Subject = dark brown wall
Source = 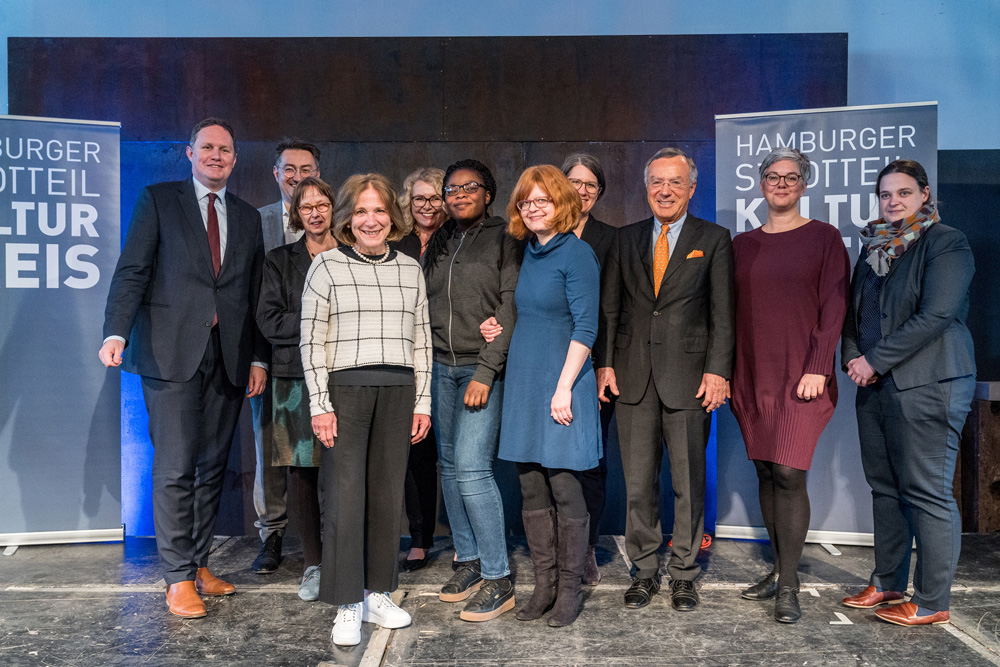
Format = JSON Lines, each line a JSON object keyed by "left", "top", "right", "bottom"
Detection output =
{"left": 11, "top": 35, "right": 848, "bottom": 229}
{"left": 8, "top": 35, "right": 849, "bottom": 537}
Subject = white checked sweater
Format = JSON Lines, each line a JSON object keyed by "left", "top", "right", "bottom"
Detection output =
{"left": 300, "top": 247, "right": 431, "bottom": 417}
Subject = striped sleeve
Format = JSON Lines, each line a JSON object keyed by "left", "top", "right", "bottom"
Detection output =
{"left": 300, "top": 255, "right": 335, "bottom": 416}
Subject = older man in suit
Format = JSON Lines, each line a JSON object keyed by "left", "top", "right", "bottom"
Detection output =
{"left": 595, "top": 148, "right": 734, "bottom": 612}
{"left": 250, "top": 139, "right": 321, "bottom": 574}
{"left": 99, "top": 118, "right": 267, "bottom": 618}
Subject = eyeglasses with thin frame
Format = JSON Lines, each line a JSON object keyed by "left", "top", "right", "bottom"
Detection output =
{"left": 763, "top": 172, "right": 802, "bottom": 186}
{"left": 647, "top": 177, "right": 690, "bottom": 191}
{"left": 412, "top": 195, "right": 444, "bottom": 209}
{"left": 283, "top": 165, "right": 316, "bottom": 178}
{"left": 297, "top": 202, "right": 331, "bottom": 215}
{"left": 443, "top": 182, "right": 485, "bottom": 196}
{"left": 568, "top": 178, "right": 600, "bottom": 194}
{"left": 516, "top": 197, "right": 553, "bottom": 211}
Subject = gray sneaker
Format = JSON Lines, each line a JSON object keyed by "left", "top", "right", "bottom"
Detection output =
{"left": 298, "top": 565, "right": 321, "bottom": 601}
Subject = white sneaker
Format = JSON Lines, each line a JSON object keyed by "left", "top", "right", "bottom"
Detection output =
{"left": 362, "top": 591, "right": 411, "bottom": 629}
{"left": 331, "top": 603, "right": 362, "bottom": 646}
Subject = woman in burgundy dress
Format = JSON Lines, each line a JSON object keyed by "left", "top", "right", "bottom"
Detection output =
{"left": 731, "top": 148, "right": 850, "bottom": 624}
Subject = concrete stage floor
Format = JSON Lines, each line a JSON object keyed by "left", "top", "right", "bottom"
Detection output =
{"left": 1, "top": 533, "right": 999, "bottom": 666}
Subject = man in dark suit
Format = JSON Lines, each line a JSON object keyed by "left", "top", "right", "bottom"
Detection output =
{"left": 595, "top": 148, "right": 734, "bottom": 612}
{"left": 249, "top": 139, "right": 321, "bottom": 574}
{"left": 99, "top": 118, "right": 267, "bottom": 618}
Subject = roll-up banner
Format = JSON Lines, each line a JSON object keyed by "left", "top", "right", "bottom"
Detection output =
{"left": 0, "top": 115, "right": 123, "bottom": 546}
{"left": 714, "top": 102, "right": 938, "bottom": 545}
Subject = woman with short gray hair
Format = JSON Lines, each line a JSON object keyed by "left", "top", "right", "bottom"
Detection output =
{"left": 730, "top": 147, "right": 850, "bottom": 623}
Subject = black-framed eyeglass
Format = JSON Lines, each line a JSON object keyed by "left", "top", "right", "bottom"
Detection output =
{"left": 443, "top": 182, "right": 485, "bottom": 196}
{"left": 412, "top": 195, "right": 444, "bottom": 209}
{"left": 763, "top": 173, "right": 802, "bottom": 186}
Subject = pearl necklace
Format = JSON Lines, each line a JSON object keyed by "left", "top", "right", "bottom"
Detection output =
{"left": 352, "top": 244, "right": 391, "bottom": 265}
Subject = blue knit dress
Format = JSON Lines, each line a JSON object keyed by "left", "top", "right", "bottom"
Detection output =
{"left": 499, "top": 232, "right": 602, "bottom": 471}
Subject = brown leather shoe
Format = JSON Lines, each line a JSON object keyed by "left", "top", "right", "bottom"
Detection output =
{"left": 166, "top": 581, "right": 207, "bottom": 618}
{"left": 842, "top": 585, "right": 905, "bottom": 609}
{"left": 195, "top": 567, "right": 236, "bottom": 596}
{"left": 876, "top": 601, "right": 950, "bottom": 626}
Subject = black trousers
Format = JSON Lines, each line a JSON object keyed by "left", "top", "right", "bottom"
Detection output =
{"left": 404, "top": 427, "right": 438, "bottom": 550}
{"left": 616, "top": 374, "right": 710, "bottom": 581}
{"left": 318, "top": 384, "right": 415, "bottom": 606}
{"left": 142, "top": 327, "right": 245, "bottom": 586}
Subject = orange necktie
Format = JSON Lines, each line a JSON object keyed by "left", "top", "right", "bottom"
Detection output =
{"left": 653, "top": 223, "right": 670, "bottom": 297}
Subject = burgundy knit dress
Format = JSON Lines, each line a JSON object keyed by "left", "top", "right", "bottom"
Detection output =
{"left": 731, "top": 219, "right": 850, "bottom": 471}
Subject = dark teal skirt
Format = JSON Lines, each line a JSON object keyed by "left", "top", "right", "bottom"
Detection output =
{"left": 272, "top": 377, "right": 322, "bottom": 467}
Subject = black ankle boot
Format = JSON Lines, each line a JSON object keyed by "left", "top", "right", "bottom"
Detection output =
{"left": 774, "top": 585, "right": 801, "bottom": 623}
{"left": 741, "top": 570, "right": 779, "bottom": 600}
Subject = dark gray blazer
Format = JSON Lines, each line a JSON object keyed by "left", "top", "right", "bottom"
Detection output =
{"left": 595, "top": 215, "right": 734, "bottom": 409}
{"left": 103, "top": 177, "right": 266, "bottom": 386}
{"left": 258, "top": 200, "right": 287, "bottom": 253}
{"left": 841, "top": 223, "right": 975, "bottom": 390}
{"left": 256, "top": 236, "right": 315, "bottom": 378}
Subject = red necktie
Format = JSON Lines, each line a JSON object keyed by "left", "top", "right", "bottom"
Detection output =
{"left": 207, "top": 193, "right": 221, "bottom": 326}
{"left": 207, "top": 192, "right": 221, "bottom": 276}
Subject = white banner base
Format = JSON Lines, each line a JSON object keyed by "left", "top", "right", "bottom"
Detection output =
{"left": 716, "top": 525, "right": 874, "bottom": 547}
{"left": 0, "top": 527, "right": 124, "bottom": 547}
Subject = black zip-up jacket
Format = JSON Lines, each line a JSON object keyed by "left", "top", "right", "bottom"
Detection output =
{"left": 424, "top": 216, "right": 523, "bottom": 387}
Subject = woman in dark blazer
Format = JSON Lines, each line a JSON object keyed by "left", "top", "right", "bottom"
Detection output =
{"left": 256, "top": 176, "right": 338, "bottom": 602}
{"left": 562, "top": 153, "right": 615, "bottom": 584}
{"left": 841, "top": 159, "right": 976, "bottom": 626}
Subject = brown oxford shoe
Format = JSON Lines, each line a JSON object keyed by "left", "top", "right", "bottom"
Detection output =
{"left": 842, "top": 585, "right": 905, "bottom": 609}
{"left": 166, "top": 581, "right": 207, "bottom": 618}
{"left": 195, "top": 567, "right": 236, "bottom": 596}
{"left": 876, "top": 601, "right": 950, "bottom": 626}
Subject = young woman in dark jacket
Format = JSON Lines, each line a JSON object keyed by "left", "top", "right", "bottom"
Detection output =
{"left": 423, "top": 159, "right": 522, "bottom": 622}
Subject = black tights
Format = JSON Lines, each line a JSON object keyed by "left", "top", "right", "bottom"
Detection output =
{"left": 517, "top": 462, "right": 587, "bottom": 519}
{"left": 289, "top": 466, "right": 322, "bottom": 569}
{"left": 754, "top": 459, "right": 809, "bottom": 589}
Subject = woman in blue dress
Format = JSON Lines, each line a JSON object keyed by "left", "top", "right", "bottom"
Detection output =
{"left": 499, "top": 165, "right": 602, "bottom": 627}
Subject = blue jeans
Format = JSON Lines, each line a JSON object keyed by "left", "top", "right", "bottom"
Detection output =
{"left": 432, "top": 361, "right": 509, "bottom": 579}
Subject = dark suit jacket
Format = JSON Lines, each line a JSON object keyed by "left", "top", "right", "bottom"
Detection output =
{"left": 256, "top": 236, "right": 314, "bottom": 378}
{"left": 595, "top": 215, "right": 735, "bottom": 409}
{"left": 103, "top": 177, "right": 267, "bottom": 386}
{"left": 841, "top": 223, "right": 975, "bottom": 390}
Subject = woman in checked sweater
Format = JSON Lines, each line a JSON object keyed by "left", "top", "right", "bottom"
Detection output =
{"left": 300, "top": 173, "right": 432, "bottom": 647}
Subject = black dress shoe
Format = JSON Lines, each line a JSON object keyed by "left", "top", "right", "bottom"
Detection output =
{"left": 741, "top": 570, "right": 779, "bottom": 601}
{"left": 670, "top": 579, "right": 699, "bottom": 611}
{"left": 774, "top": 585, "right": 801, "bottom": 623}
{"left": 401, "top": 556, "right": 430, "bottom": 572}
{"left": 624, "top": 576, "right": 660, "bottom": 609}
{"left": 252, "top": 533, "right": 282, "bottom": 574}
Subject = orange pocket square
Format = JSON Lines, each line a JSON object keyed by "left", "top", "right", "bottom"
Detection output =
{"left": 686, "top": 250, "right": 704, "bottom": 259}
